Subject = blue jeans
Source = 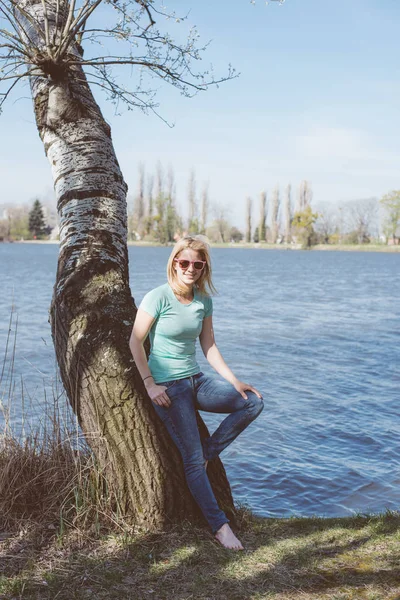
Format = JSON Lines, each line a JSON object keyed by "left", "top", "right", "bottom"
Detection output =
{"left": 153, "top": 372, "right": 264, "bottom": 533}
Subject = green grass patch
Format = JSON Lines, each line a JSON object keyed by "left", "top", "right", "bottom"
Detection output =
{"left": 0, "top": 512, "right": 399, "bottom": 599}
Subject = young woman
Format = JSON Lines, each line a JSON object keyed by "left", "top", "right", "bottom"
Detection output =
{"left": 129, "top": 236, "right": 263, "bottom": 550}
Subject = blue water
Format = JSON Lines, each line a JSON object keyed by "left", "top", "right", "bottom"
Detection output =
{"left": 0, "top": 243, "right": 399, "bottom": 518}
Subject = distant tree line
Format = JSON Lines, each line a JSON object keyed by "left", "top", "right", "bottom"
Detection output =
{"left": 128, "top": 163, "right": 245, "bottom": 244}
{"left": 129, "top": 167, "right": 398, "bottom": 249}
{"left": 0, "top": 199, "right": 55, "bottom": 241}
{"left": 246, "top": 181, "right": 399, "bottom": 249}
{"left": 1, "top": 176, "right": 399, "bottom": 247}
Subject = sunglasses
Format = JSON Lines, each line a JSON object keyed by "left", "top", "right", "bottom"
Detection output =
{"left": 174, "top": 258, "right": 207, "bottom": 271}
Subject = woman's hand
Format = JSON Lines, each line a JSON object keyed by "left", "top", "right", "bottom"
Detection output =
{"left": 146, "top": 383, "right": 171, "bottom": 408}
{"left": 233, "top": 380, "right": 263, "bottom": 400}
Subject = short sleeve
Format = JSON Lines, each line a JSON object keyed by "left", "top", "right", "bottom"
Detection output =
{"left": 139, "top": 287, "right": 163, "bottom": 319}
{"left": 204, "top": 295, "right": 213, "bottom": 318}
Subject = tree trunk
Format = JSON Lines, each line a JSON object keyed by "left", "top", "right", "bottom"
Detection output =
{"left": 284, "top": 184, "right": 292, "bottom": 244}
{"left": 270, "top": 186, "right": 280, "bottom": 244}
{"left": 23, "top": 0, "right": 235, "bottom": 530}
{"left": 246, "top": 197, "right": 252, "bottom": 243}
{"left": 259, "top": 191, "right": 267, "bottom": 243}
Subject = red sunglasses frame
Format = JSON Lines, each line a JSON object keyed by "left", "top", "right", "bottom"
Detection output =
{"left": 174, "top": 258, "right": 207, "bottom": 271}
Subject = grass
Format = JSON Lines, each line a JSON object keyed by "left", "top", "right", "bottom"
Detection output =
{"left": 0, "top": 511, "right": 399, "bottom": 599}
{"left": 0, "top": 315, "right": 127, "bottom": 537}
{"left": 1, "top": 319, "right": 399, "bottom": 599}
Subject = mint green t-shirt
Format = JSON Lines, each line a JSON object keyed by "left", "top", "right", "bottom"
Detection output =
{"left": 139, "top": 283, "right": 213, "bottom": 384}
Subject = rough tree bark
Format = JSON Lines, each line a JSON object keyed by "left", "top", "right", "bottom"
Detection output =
{"left": 20, "top": 0, "right": 235, "bottom": 530}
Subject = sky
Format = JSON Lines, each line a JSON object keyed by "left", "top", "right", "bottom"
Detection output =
{"left": 1, "top": 0, "right": 400, "bottom": 228}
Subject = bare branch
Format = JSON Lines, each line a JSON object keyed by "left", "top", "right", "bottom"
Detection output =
{"left": 53, "top": 0, "right": 60, "bottom": 47}
{"left": 40, "top": 0, "right": 53, "bottom": 58}
{"left": 0, "top": 0, "right": 250, "bottom": 117}
{"left": 0, "top": 2, "right": 23, "bottom": 38}
{"left": 134, "top": 0, "right": 155, "bottom": 32}
{"left": 0, "top": 41, "right": 28, "bottom": 56}
{"left": 57, "top": 0, "right": 103, "bottom": 59}
{"left": 0, "top": 68, "right": 33, "bottom": 112}
{"left": 82, "top": 63, "right": 173, "bottom": 125}
{"left": 0, "top": 63, "right": 32, "bottom": 79}
{"left": 0, "top": 76, "right": 18, "bottom": 108}
{"left": 0, "top": 0, "right": 40, "bottom": 50}
{"left": 72, "top": 56, "right": 235, "bottom": 93}
{"left": 61, "top": 0, "right": 78, "bottom": 40}
{"left": 0, "top": 26, "right": 24, "bottom": 45}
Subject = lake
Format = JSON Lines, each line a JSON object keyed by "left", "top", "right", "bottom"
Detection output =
{"left": 0, "top": 243, "right": 399, "bottom": 518}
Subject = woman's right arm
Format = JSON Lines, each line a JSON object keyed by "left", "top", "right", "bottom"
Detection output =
{"left": 129, "top": 308, "right": 171, "bottom": 407}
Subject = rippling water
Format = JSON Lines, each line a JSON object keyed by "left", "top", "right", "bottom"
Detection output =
{"left": 1, "top": 243, "right": 399, "bottom": 518}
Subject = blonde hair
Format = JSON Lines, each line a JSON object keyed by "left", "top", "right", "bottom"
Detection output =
{"left": 167, "top": 236, "right": 217, "bottom": 297}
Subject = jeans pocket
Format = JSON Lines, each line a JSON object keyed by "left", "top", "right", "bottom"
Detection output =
{"left": 159, "top": 379, "right": 178, "bottom": 390}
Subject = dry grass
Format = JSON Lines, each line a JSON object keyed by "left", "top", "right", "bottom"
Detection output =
{"left": 1, "top": 430, "right": 84, "bottom": 526}
{"left": 0, "top": 425, "right": 127, "bottom": 535}
{"left": 0, "top": 511, "right": 399, "bottom": 599}
{"left": 0, "top": 315, "right": 125, "bottom": 537}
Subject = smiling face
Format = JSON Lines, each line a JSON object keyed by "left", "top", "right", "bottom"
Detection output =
{"left": 167, "top": 236, "right": 215, "bottom": 297}
{"left": 173, "top": 248, "right": 205, "bottom": 290}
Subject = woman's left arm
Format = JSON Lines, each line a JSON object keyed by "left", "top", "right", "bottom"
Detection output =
{"left": 199, "top": 316, "right": 262, "bottom": 400}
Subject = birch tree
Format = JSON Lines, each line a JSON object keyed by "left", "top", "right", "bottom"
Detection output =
{"left": 1, "top": 0, "right": 238, "bottom": 529}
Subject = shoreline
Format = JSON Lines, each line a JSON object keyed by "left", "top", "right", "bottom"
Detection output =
{"left": 5, "top": 239, "right": 400, "bottom": 252}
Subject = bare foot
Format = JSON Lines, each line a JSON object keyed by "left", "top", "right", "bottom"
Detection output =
{"left": 215, "top": 523, "right": 244, "bottom": 550}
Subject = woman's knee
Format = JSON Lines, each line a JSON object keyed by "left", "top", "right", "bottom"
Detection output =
{"left": 246, "top": 392, "right": 264, "bottom": 417}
